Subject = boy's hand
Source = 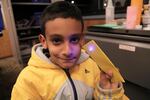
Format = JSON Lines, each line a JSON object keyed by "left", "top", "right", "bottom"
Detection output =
{"left": 100, "top": 70, "right": 119, "bottom": 89}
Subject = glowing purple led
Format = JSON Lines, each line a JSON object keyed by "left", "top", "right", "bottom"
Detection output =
{"left": 88, "top": 44, "right": 95, "bottom": 52}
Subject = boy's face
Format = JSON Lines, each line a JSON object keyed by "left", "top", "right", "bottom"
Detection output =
{"left": 40, "top": 18, "right": 84, "bottom": 69}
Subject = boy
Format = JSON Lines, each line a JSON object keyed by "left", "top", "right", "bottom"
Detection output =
{"left": 11, "top": 1, "right": 128, "bottom": 100}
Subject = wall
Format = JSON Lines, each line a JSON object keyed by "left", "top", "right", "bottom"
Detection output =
{"left": 0, "top": 0, "right": 21, "bottom": 64}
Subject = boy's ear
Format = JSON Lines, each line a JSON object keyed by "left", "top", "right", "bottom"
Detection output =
{"left": 39, "top": 34, "right": 48, "bottom": 49}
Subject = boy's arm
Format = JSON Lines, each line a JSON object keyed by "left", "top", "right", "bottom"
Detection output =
{"left": 95, "top": 83, "right": 129, "bottom": 100}
{"left": 11, "top": 84, "right": 39, "bottom": 100}
{"left": 11, "top": 73, "right": 41, "bottom": 100}
{"left": 94, "top": 73, "right": 129, "bottom": 100}
{"left": 83, "top": 40, "right": 128, "bottom": 99}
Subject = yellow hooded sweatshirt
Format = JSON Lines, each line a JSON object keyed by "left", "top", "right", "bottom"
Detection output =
{"left": 11, "top": 43, "right": 128, "bottom": 100}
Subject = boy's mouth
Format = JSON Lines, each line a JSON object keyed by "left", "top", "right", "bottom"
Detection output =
{"left": 50, "top": 56, "right": 78, "bottom": 66}
{"left": 57, "top": 57, "right": 77, "bottom": 63}
{"left": 61, "top": 58, "right": 76, "bottom": 62}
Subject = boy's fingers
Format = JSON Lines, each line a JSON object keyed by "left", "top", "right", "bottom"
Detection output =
{"left": 100, "top": 70, "right": 119, "bottom": 89}
{"left": 100, "top": 71, "right": 109, "bottom": 81}
{"left": 111, "top": 82, "right": 119, "bottom": 89}
{"left": 106, "top": 70, "right": 113, "bottom": 78}
{"left": 100, "top": 70, "right": 113, "bottom": 80}
{"left": 100, "top": 70, "right": 112, "bottom": 89}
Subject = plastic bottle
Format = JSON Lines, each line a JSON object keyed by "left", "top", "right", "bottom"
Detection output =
{"left": 105, "top": 0, "right": 114, "bottom": 24}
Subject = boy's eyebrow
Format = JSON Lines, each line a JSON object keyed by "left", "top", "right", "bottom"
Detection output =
{"left": 47, "top": 34, "right": 63, "bottom": 38}
{"left": 47, "top": 33, "right": 82, "bottom": 37}
{"left": 71, "top": 32, "right": 81, "bottom": 35}
{"left": 72, "top": 32, "right": 84, "bottom": 35}
{"left": 69, "top": 33, "right": 83, "bottom": 39}
{"left": 73, "top": 32, "right": 84, "bottom": 37}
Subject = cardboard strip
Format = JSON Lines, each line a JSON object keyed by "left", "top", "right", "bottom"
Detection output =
{"left": 83, "top": 40, "right": 125, "bottom": 82}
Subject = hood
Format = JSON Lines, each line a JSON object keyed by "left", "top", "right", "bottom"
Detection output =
{"left": 28, "top": 43, "right": 89, "bottom": 69}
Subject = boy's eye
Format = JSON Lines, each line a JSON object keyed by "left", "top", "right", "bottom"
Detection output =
{"left": 51, "top": 37, "right": 62, "bottom": 45}
{"left": 70, "top": 36, "right": 80, "bottom": 44}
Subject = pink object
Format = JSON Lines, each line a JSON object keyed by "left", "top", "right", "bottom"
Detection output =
{"left": 126, "top": 6, "right": 138, "bottom": 29}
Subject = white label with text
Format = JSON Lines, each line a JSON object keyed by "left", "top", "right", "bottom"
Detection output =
{"left": 119, "top": 44, "right": 136, "bottom": 52}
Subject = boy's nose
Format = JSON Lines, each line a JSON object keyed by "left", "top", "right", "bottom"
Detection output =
{"left": 63, "top": 42, "right": 72, "bottom": 57}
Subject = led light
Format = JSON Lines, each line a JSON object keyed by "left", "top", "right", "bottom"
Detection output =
{"left": 88, "top": 44, "right": 95, "bottom": 52}
{"left": 71, "top": 0, "right": 75, "bottom": 4}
